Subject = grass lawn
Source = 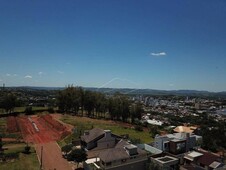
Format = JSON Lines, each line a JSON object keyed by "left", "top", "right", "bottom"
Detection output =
{"left": 0, "top": 117, "right": 7, "bottom": 133}
{"left": 0, "top": 106, "right": 50, "bottom": 114}
{"left": 0, "top": 144, "right": 40, "bottom": 170}
{"left": 60, "top": 114, "right": 153, "bottom": 145}
{"left": 14, "top": 106, "right": 49, "bottom": 113}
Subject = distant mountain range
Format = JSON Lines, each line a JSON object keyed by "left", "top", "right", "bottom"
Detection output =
{"left": 5, "top": 86, "right": 226, "bottom": 98}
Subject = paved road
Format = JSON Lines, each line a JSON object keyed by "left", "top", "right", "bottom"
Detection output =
{"left": 35, "top": 142, "right": 73, "bottom": 170}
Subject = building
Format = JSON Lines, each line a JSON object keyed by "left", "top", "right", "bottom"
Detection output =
{"left": 183, "top": 149, "right": 225, "bottom": 170}
{"left": 81, "top": 128, "right": 119, "bottom": 150}
{"left": 81, "top": 128, "right": 148, "bottom": 170}
{"left": 137, "top": 143, "right": 163, "bottom": 157}
{"left": 151, "top": 155, "right": 179, "bottom": 170}
{"left": 154, "top": 132, "right": 202, "bottom": 164}
{"left": 154, "top": 132, "right": 202, "bottom": 153}
{"left": 174, "top": 126, "right": 198, "bottom": 134}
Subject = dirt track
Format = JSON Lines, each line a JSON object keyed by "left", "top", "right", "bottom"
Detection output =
{"left": 36, "top": 142, "right": 73, "bottom": 170}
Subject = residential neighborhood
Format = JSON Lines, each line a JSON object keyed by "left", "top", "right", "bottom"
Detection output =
{"left": 62, "top": 127, "right": 226, "bottom": 170}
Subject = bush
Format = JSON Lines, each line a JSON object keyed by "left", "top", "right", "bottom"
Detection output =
{"left": 129, "top": 138, "right": 141, "bottom": 144}
{"left": 24, "top": 144, "right": 31, "bottom": 154}
{"left": 48, "top": 107, "right": 55, "bottom": 113}
{"left": 4, "top": 152, "right": 19, "bottom": 160}
{"left": 134, "top": 125, "right": 143, "bottom": 132}
{"left": 25, "top": 106, "right": 33, "bottom": 115}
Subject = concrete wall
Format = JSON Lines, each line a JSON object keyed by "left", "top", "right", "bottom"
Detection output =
{"left": 103, "top": 158, "right": 148, "bottom": 170}
{"left": 154, "top": 136, "right": 169, "bottom": 151}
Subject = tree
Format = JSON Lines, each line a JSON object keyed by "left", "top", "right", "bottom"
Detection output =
{"left": 78, "top": 87, "right": 84, "bottom": 116}
{"left": 108, "top": 93, "right": 130, "bottom": 121}
{"left": 57, "top": 85, "right": 81, "bottom": 114}
{"left": 130, "top": 102, "right": 143, "bottom": 123}
{"left": 25, "top": 106, "right": 33, "bottom": 115}
{"left": 24, "top": 143, "right": 31, "bottom": 154}
{"left": 84, "top": 90, "right": 95, "bottom": 117}
{"left": 0, "top": 92, "right": 17, "bottom": 113}
{"left": 67, "top": 149, "right": 87, "bottom": 168}
{"left": 61, "top": 144, "right": 73, "bottom": 158}
{"left": 149, "top": 125, "right": 160, "bottom": 138}
{"left": 95, "top": 92, "right": 107, "bottom": 118}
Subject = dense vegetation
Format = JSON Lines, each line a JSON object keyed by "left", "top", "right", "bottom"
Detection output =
{"left": 57, "top": 86, "right": 143, "bottom": 123}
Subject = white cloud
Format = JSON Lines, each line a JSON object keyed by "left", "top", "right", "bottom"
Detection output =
{"left": 38, "top": 72, "right": 44, "bottom": 76}
{"left": 169, "top": 83, "right": 174, "bottom": 87}
{"left": 57, "top": 71, "right": 64, "bottom": 74}
{"left": 0, "top": 79, "right": 2, "bottom": 82}
{"left": 13, "top": 74, "right": 17, "bottom": 76}
{"left": 6, "top": 73, "right": 11, "bottom": 76}
{"left": 24, "top": 75, "right": 32, "bottom": 79}
{"left": 150, "top": 52, "right": 167, "bottom": 56}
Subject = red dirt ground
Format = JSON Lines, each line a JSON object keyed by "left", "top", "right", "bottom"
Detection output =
{"left": 35, "top": 142, "right": 73, "bottom": 170}
{"left": 6, "top": 116, "right": 20, "bottom": 133}
{"left": 16, "top": 115, "right": 71, "bottom": 144}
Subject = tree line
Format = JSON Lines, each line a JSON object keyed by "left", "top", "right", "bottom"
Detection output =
{"left": 0, "top": 91, "right": 17, "bottom": 113}
{"left": 57, "top": 86, "right": 143, "bottom": 123}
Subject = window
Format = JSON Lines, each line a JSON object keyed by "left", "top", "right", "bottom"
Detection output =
{"left": 106, "top": 162, "right": 112, "bottom": 166}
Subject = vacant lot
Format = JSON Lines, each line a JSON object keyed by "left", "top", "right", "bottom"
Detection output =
{"left": 59, "top": 114, "right": 153, "bottom": 144}
{"left": 17, "top": 115, "right": 71, "bottom": 144}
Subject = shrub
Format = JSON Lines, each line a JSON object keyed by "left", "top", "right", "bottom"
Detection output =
{"left": 25, "top": 106, "right": 33, "bottom": 115}
{"left": 134, "top": 125, "right": 143, "bottom": 132}
{"left": 24, "top": 144, "right": 31, "bottom": 154}
{"left": 48, "top": 107, "right": 55, "bottom": 113}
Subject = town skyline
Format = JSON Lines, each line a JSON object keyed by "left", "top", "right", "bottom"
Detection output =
{"left": 1, "top": 0, "right": 226, "bottom": 92}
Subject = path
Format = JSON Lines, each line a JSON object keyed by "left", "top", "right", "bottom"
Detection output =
{"left": 35, "top": 142, "right": 73, "bottom": 170}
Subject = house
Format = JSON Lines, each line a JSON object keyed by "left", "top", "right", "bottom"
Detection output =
{"left": 97, "top": 140, "right": 148, "bottom": 170}
{"left": 81, "top": 128, "right": 120, "bottom": 151}
{"left": 82, "top": 128, "right": 148, "bottom": 170}
{"left": 183, "top": 149, "right": 225, "bottom": 170}
{"left": 174, "top": 126, "right": 198, "bottom": 134}
{"left": 154, "top": 132, "right": 202, "bottom": 164}
{"left": 154, "top": 132, "right": 202, "bottom": 153}
{"left": 151, "top": 155, "right": 179, "bottom": 170}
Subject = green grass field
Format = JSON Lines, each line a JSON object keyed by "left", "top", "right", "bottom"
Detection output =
{"left": 0, "top": 144, "right": 40, "bottom": 170}
{"left": 0, "top": 106, "right": 50, "bottom": 114}
{"left": 0, "top": 117, "right": 7, "bottom": 133}
{"left": 59, "top": 115, "right": 153, "bottom": 145}
{"left": 14, "top": 106, "right": 49, "bottom": 113}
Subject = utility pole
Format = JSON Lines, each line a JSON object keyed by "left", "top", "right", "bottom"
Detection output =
{"left": 40, "top": 146, "right": 43, "bottom": 170}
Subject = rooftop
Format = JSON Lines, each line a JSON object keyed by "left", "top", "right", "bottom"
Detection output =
{"left": 174, "top": 126, "right": 197, "bottom": 133}
{"left": 81, "top": 128, "right": 105, "bottom": 143}
{"left": 155, "top": 156, "right": 178, "bottom": 163}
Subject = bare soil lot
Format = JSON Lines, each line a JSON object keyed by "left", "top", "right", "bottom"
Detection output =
{"left": 16, "top": 115, "right": 71, "bottom": 144}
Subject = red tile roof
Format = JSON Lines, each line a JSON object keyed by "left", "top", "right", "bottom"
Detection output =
{"left": 196, "top": 150, "right": 220, "bottom": 166}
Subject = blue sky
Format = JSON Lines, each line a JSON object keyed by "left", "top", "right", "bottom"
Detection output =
{"left": 0, "top": 0, "right": 226, "bottom": 92}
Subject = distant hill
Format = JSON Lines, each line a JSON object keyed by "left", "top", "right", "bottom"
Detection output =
{"left": 6, "top": 86, "right": 226, "bottom": 98}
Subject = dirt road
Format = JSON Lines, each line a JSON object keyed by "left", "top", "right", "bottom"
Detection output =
{"left": 35, "top": 142, "right": 73, "bottom": 170}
